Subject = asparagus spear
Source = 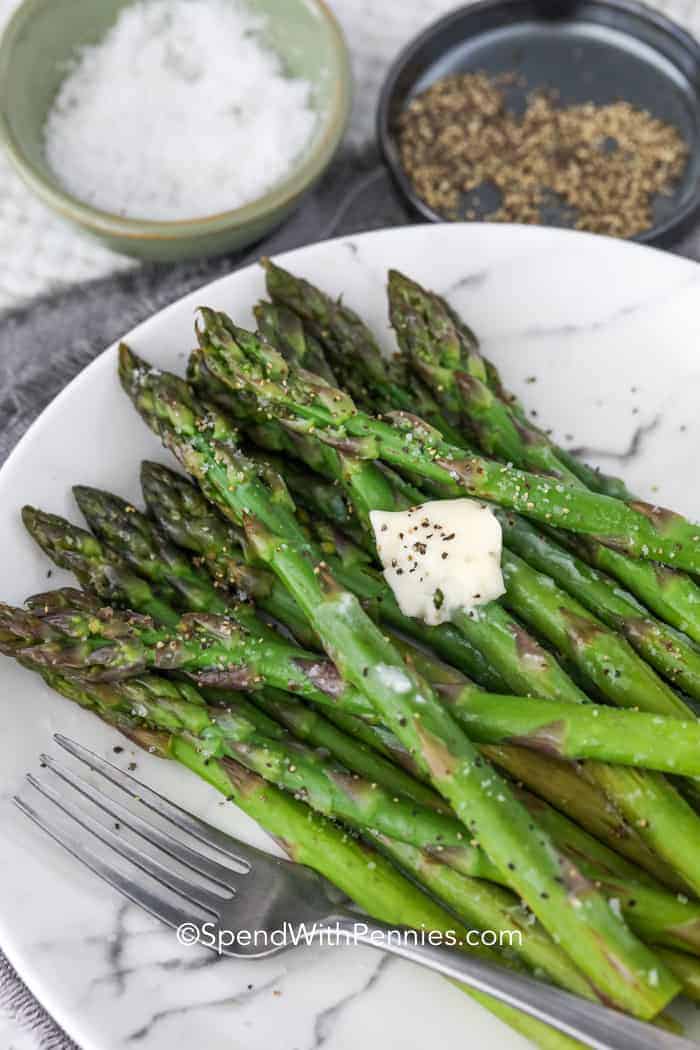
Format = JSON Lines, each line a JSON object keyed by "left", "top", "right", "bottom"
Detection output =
{"left": 260, "top": 269, "right": 700, "bottom": 693}
{"left": 499, "top": 513, "right": 700, "bottom": 702}
{"left": 248, "top": 685, "right": 450, "bottom": 814}
{"left": 566, "top": 536, "right": 700, "bottom": 648}
{"left": 397, "top": 268, "right": 632, "bottom": 501}
{"left": 513, "top": 787, "right": 700, "bottom": 954}
{"left": 189, "top": 334, "right": 595, "bottom": 706}
{"left": 253, "top": 280, "right": 700, "bottom": 700}
{"left": 382, "top": 637, "right": 692, "bottom": 890}
{"left": 1, "top": 590, "right": 381, "bottom": 718}
{"left": 260, "top": 262, "right": 465, "bottom": 445}
{"left": 144, "top": 336, "right": 700, "bottom": 793}
{"left": 71, "top": 484, "right": 275, "bottom": 623}
{"left": 320, "top": 703, "right": 670, "bottom": 883}
{"left": 225, "top": 406, "right": 700, "bottom": 889}
{"left": 41, "top": 649, "right": 700, "bottom": 975}
{"left": 56, "top": 672, "right": 632, "bottom": 1044}
{"left": 372, "top": 833, "right": 700, "bottom": 1002}
{"left": 38, "top": 650, "right": 700, "bottom": 967}
{"left": 369, "top": 834, "right": 599, "bottom": 1000}
{"left": 388, "top": 269, "right": 700, "bottom": 645}
{"left": 482, "top": 745, "right": 687, "bottom": 893}
{"left": 21, "top": 507, "right": 182, "bottom": 629}
{"left": 73, "top": 462, "right": 698, "bottom": 728}
{"left": 193, "top": 308, "right": 700, "bottom": 572}
{"left": 259, "top": 662, "right": 700, "bottom": 992}
{"left": 198, "top": 312, "right": 673, "bottom": 715}
{"left": 656, "top": 949, "right": 700, "bottom": 1002}
{"left": 119, "top": 346, "right": 679, "bottom": 1018}
{"left": 16, "top": 586, "right": 686, "bottom": 889}
{"left": 23, "top": 659, "right": 599, "bottom": 1000}
{"left": 396, "top": 636, "right": 700, "bottom": 898}
{"left": 137, "top": 460, "right": 325, "bottom": 648}
{"left": 30, "top": 667, "right": 700, "bottom": 1027}
{"left": 254, "top": 299, "right": 338, "bottom": 385}
{"left": 382, "top": 625, "right": 700, "bottom": 775}
{"left": 212, "top": 325, "right": 700, "bottom": 886}
{"left": 445, "top": 689, "right": 700, "bottom": 776}
{"left": 499, "top": 548, "right": 690, "bottom": 717}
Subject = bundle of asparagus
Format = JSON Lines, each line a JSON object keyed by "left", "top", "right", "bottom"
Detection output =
{"left": 5, "top": 259, "right": 700, "bottom": 1047}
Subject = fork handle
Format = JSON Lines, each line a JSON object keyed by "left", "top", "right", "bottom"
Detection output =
{"left": 328, "top": 915, "right": 691, "bottom": 1050}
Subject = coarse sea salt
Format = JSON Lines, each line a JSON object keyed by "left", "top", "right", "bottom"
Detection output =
{"left": 44, "top": 0, "right": 317, "bottom": 220}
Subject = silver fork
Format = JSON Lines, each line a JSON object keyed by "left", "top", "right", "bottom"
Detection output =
{"left": 15, "top": 735, "right": 693, "bottom": 1050}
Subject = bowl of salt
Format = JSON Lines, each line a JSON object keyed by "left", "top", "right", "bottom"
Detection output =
{"left": 0, "top": 0, "right": 351, "bottom": 260}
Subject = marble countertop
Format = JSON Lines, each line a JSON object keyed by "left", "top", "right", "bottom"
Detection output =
{"left": 3, "top": 1, "right": 700, "bottom": 1047}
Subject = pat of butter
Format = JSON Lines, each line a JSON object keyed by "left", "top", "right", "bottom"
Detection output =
{"left": 370, "top": 499, "right": 505, "bottom": 626}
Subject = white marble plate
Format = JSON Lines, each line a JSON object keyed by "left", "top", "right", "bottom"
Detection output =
{"left": 1, "top": 223, "right": 700, "bottom": 1050}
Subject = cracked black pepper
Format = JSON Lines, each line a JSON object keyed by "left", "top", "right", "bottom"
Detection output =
{"left": 397, "top": 72, "right": 688, "bottom": 237}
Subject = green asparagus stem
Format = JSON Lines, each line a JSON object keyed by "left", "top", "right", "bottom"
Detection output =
{"left": 248, "top": 686, "right": 450, "bottom": 814}
{"left": 71, "top": 484, "right": 262, "bottom": 619}
{"left": 372, "top": 834, "right": 700, "bottom": 1006}
{"left": 259, "top": 275, "right": 700, "bottom": 710}
{"left": 139, "top": 336, "right": 700, "bottom": 904}
{"left": 42, "top": 658, "right": 700, "bottom": 966}
{"left": 191, "top": 309, "right": 700, "bottom": 573}
{"left": 656, "top": 948, "right": 700, "bottom": 1002}
{"left": 513, "top": 788, "right": 700, "bottom": 954}
{"left": 24, "top": 660, "right": 599, "bottom": 1001}
{"left": 481, "top": 745, "right": 687, "bottom": 893}
{"left": 209, "top": 668, "right": 700, "bottom": 953}
{"left": 499, "top": 547, "right": 689, "bottom": 716}
{"left": 369, "top": 834, "right": 597, "bottom": 1000}
{"left": 387, "top": 269, "right": 700, "bottom": 648}
{"left": 189, "top": 336, "right": 596, "bottom": 706}
{"left": 119, "top": 345, "right": 678, "bottom": 1018}
{"left": 246, "top": 305, "right": 699, "bottom": 717}
{"left": 442, "top": 690, "right": 700, "bottom": 777}
{"left": 138, "top": 460, "right": 321, "bottom": 648}
{"left": 48, "top": 654, "right": 700, "bottom": 986}
{"left": 498, "top": 513, "right": 700, "bottom": 702}
{"left": 382, "top": 626, "right": 700, "bottom": 775}
{"left": 567, "top": 536, "right": 700, "bottom": 648}
{"left": 581, "top": 758, "right": 700, "bottom": 895}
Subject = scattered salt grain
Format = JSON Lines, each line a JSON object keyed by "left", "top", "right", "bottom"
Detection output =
{"left": 44, "top": 0, "right": 317, "bottom": 220}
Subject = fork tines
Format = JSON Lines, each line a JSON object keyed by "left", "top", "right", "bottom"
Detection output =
{"left": 14, "top": 735, "right": 260, "bottom": 933}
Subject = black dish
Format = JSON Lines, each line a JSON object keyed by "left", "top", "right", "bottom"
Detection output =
{"left": 377, "top": 0, "right": 700, "bottom": 246}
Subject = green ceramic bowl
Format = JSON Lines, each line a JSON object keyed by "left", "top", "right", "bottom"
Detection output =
{"left": 0, "top": 0, "right": 351, "bottom": 261}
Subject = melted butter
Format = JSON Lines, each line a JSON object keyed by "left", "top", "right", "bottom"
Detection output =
{"left": 370, "top": 499, "right": 505, "bottom": 626}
